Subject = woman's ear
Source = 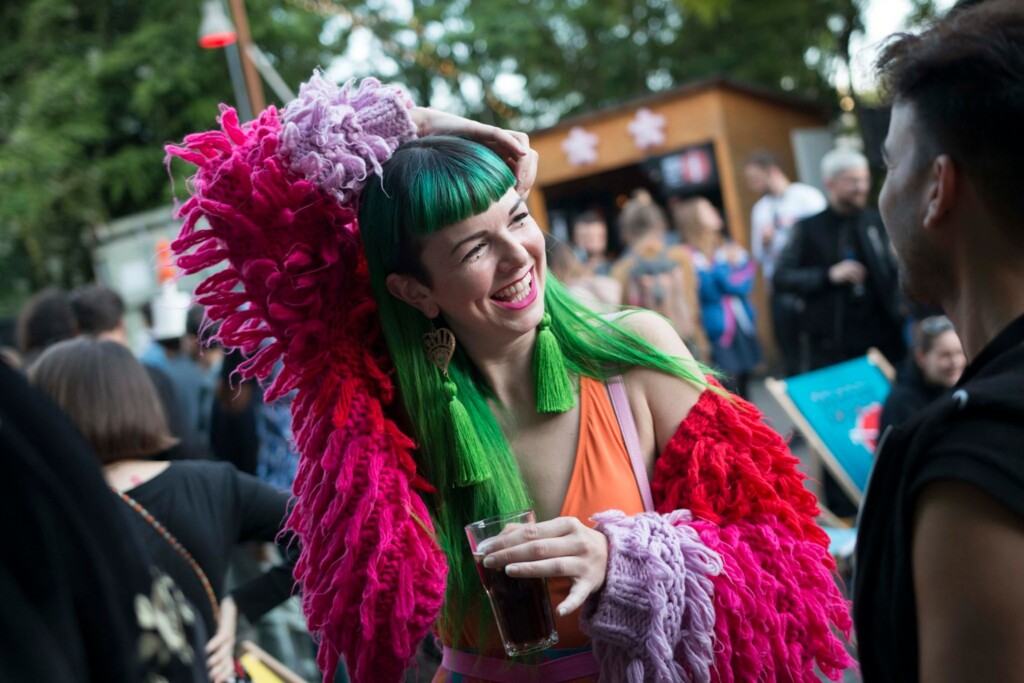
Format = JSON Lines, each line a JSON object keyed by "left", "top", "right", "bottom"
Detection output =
{"left": 386, "top": 273, "right": 440, "bottom": 318}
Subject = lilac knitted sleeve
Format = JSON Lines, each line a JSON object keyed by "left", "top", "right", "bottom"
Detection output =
{"left": 279, "top": 72, "right": 417, "bottom": 203}
{"left": 581, "top": 510, "right": 722, "bottom": 683}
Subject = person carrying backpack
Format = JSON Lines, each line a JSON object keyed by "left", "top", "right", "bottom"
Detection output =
{"left": 672, "top": 196, "right": 762, "bottom": 398}
{"left": 611, "top": 189, "right": 708, "bottom": 360}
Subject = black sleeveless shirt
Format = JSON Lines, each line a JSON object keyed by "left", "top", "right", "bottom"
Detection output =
{"left": 854, "top": 313, "right": 1024, "bottom": 682}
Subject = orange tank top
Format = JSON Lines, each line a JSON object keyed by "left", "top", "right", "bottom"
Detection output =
{"left": 436, "top": 376, "right": 648, "bottom": 678}
{"left": 548, "top": 375, "right": 648, "bottom": 647}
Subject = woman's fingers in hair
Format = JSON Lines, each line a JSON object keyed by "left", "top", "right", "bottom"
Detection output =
{"left": 505, "top": 131, "right": 538, "bottom": 198}
{"left": 410, "top": 107, "right": 535, "bottom": 194}
{"left": 412, "top": 108, "right": 525, "bottom": 154}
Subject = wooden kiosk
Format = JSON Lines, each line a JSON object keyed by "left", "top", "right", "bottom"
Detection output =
{"left": 526, "top": 79, "right": 828, "bottom": 350}
{"left": 526, "top": 77, "right": 828, "bottom": 248}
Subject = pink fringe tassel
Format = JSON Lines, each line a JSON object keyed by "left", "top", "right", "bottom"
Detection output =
{"left": 165, "top": 104, "right": 446, "bottom": 683}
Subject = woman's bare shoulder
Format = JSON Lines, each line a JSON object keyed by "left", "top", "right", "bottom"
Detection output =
{"left": 602, "top": 310, "right": 705, "bottom": 454}
{"left": 602, "top": 309, "right": 696, "bottom": 362}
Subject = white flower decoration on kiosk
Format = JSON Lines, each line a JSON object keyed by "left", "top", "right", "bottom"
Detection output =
{"left": 561, "top": 126, "right": 599, "bottom": 166}
{"left": 627, "top": 107, "right": 666, "bottom": 150}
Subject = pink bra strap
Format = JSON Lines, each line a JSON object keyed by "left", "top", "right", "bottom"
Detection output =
{"left": 607, "top": 376, "right": 655, "bottom": 513}
{"left": 441, "top": 646, "right": 598, "bottom": 682}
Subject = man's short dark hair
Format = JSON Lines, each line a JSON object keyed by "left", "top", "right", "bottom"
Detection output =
{"left": 876, "top": 0, "right": 1024, "bottom": 226}
{"left": 744, "top": 150, "right": 782, "bottom": 171}
{"left": 70, "top": 284, "right": 125, "bottom": 335}
{"left": 573, "top": 210, "right": 605, "bottom": 227}
{"left": 17, "top": 288, "right": 77, "bottom": 356}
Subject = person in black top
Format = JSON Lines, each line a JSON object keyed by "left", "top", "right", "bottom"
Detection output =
{"left": 0, "top": 358, "right": 206, "bottom": 682}
{"left": 28, "top": 337, "right": 298, "bottom": 683}
{"left": 879, "top": 315, "right": 965, "bottom": 432}
{"left": 774, "top": 149, "right": 906, "bottom": 372}
{"left": 854, "top": 2, "right": 1024, "bottom": 680}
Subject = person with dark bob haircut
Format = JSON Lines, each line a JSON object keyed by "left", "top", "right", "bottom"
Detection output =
{"left": 854, "top": 1, "right": 1024, "bottom": 681}
{"left": 29, "top": 336, "right": 178, "bottom": 463}
{"left": 29, "top": 337, "right": 299, "bottom": 683}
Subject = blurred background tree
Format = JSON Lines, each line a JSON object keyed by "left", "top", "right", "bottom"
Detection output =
{"left": 320, "top": 0, "right": 869, "bottom": 127}
{"left": 3, "top": 0, "right": 931, "bottom": 315}
{"left": 0, "top": 0, "right": 329, "bottom": 314}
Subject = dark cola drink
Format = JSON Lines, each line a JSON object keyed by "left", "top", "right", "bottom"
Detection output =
{"left": 474, "top": 553, "right": 558, "bottom": 656}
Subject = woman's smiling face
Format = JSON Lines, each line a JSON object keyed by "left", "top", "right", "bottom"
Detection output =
{"left": 386, "top": 188, "right": 547, "bottom": 345}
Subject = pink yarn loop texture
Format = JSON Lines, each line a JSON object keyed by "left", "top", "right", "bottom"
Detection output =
{"left": 165, "top": 95, "right": 444, "bottom": 683}
{"left": 650, "top": 383, "right": 855, "bottom": 681}
{"left": 582, "top": 509, "right": 722, "bottom": 683}
{"left": 279, "top": 72, "right": 417, "bottom": 204}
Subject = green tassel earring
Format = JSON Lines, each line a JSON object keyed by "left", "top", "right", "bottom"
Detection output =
{"left": 423, "top": 326, "right": 491, "bottom": 486}
{"left": 533, "top": 312, "right": 576, "bottom": 413}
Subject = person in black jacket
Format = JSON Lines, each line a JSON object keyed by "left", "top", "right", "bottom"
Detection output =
{"left": 774, "top": 149, "right": 906, "bottom": 371}
{"left": 879, "top": 315, "right": 965, "bottom": 432}
{"left": 774, "top": 148, "right": 908, "bottom": 516}
{"left": 853, "top": 2, "right": 1024, "bottom": 680}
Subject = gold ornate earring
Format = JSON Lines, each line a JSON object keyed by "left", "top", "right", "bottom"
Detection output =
{"left": 422, "top": 323, "right": 490, "bottom": 486}
{"left": 422, "top": 327, "right": 456, "bottom": 377}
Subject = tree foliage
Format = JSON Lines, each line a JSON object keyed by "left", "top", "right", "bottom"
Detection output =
{"left": 0, "top": 0, "right": 329, "bottom": 313}
{"left": 326, "top": 0, "right": 866, "bottom": 128}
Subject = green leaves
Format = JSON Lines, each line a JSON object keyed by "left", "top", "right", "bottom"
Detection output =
{"left": 329, "top": 0, "right": 850, "bottom": 130}
{"left": 0, "top": 0, "right": 329, "bottom": 310}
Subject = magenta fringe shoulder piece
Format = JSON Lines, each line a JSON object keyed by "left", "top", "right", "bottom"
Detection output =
{"left": 164, "top": 79, "right": 443, "bottom": 683}
{"left": 648, "top": 384, "right": 854, "bottom": 681}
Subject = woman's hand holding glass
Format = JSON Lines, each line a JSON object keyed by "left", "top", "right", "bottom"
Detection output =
{"left": 479, "top": 517, "right": 609, "bottom": 617}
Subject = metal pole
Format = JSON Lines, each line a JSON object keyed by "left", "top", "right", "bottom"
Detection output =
{"left": 223, "top": 41, "right": 253, "bottom": 121}
{"left": 228, "top": 0, "right": 266, "bottom": 114}
{"left": 246, "top": 44, "right": 296, "bottom": 103}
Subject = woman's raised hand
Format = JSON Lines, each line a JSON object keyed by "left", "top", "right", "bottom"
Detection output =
{"left": 410, "top": 108, "right": 538, "bottom": 198}
{"left": 478, "top": 517, "right": 609, "bottom": 617}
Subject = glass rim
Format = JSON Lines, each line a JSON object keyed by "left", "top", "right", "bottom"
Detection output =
{"left": 464, "top": 509, "right": 534, "bottom": 531}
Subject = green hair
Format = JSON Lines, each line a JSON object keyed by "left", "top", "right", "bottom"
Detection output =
{"left": 358, "top": 136, "right": 709, "bottom": 635}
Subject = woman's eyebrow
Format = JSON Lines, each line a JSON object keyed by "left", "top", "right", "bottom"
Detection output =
{"left": 450, "top": 230, "right": 488, "bottom": 256}
{"left": 507, "top": 197, "right": 524, "bottom": 218}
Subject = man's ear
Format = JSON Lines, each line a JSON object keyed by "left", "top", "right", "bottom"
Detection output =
{"left": 386, "top": 273, "right": 440, "bottom": 318}
{"left": 923, "top": 154, "right": 957, "bottom": 231}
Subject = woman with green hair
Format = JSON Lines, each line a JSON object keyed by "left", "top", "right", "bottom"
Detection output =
{"left": 169, "top": 74, "right": 852, "bottom": 683}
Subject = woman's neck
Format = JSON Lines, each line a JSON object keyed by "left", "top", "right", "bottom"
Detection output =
{"left": 692, "top": 231, "right": 720, "bottom": 257}
{"left": 459, "top": 331, "right": 538, "bottom": 411}
{"left": 103, "top": 459, "right": 171, "bottom": 492}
